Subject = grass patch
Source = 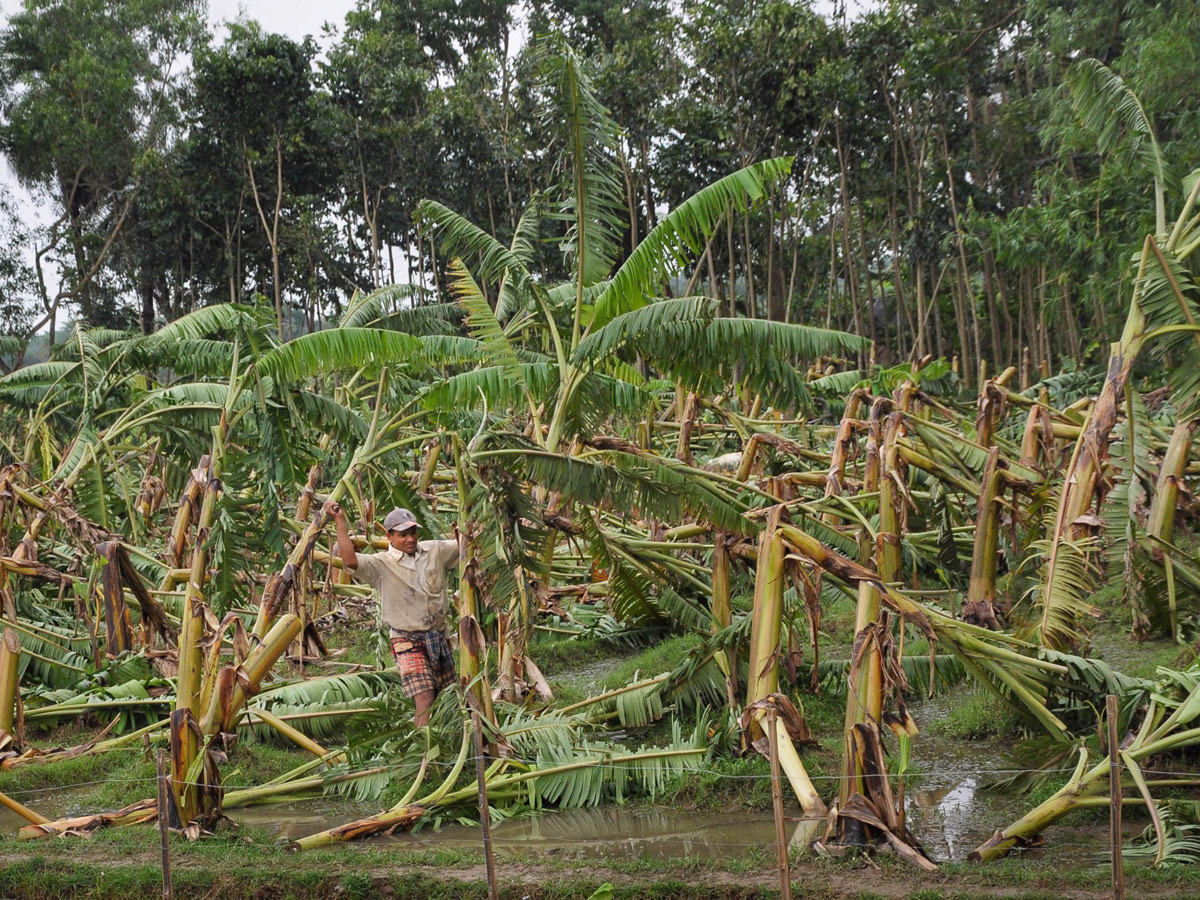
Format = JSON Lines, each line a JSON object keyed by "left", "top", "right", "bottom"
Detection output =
{"left": 600, "top": 635, "right": 701, "bottom": 690}
{"left": 529, "top": 633, "right": 628, "bottom": 671}
{"left": 222, "top": 741, "right": 312, "bottom": 787}
{"left": 794, "top": 687, "right": 844, "bottom": 736}
{"left": 659, "top": 754, "right": 774, "bottom": 811}
{"left": 930, "top": 691, "right": 1020, "bottom": 740}
{"left": 326, "top": 620, "right": 384, "bottom": 666}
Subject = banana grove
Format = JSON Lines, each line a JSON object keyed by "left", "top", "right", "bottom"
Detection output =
{"left": 0, "top": 44, "right": 1198, "bottom": 877}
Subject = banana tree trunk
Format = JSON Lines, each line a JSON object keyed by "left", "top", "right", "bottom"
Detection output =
{"left": 840, "top": 407, "right": 896, "bottom": 806}
{"left": 1036, "top": 243, "right": 1153, "bottom": 650}
{"left": 974, "top": 379, "right": 1006, "bottom": 449}
{"left": 0, "top": 628, "right": 20, "bottom": 742}
{"left": 172, "top": 454, "right": 222, "bottom": 825}
{"left": 454, "top": 443, "right": 494, "bottom": 715}
{"left": 200, "top": 614, "right": 302, "bottom": 736}
{"left": 1059, "top": 240, "right": 1152, "bottom": 544}
{"left": 676, "top": 391, "right": 699, "bottom": 465}
{"left": 165, "top": 457, "right": 209, "bottom": 573}
{"left": 963, "top": 446, "right": 1004, "bottom": 630}
{"left": 97, "top": 542, "right": 134, "bottom": 655}
{"left": 497, "top": 579, "right": 533, "bottom": 703}
{"left": 255, "top": 376, "right": 391, "bottom": 639}
{"left": 1143, "top": 417, "right": 1199, "bottom": 640}
{"left": 824, "top": 389, "right": 868, "bottom": 511}
{"left": 746, "top": 510, "right": 785, "bottom": 709}
{"left": 711, "top": 532, "right": 738, "bottom": 709}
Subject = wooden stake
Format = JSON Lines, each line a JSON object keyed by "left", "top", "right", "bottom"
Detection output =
{"left": 1106, "top": 695, "right": 1124, "bottom": 900}
{"left": 472, "top": 710, "right": 499, "bottom": 900}
{"left": 768, "top": 708, "right": 793, "bottom": 900}
{"left": 156, "top": 749, "right": 174, "bottom": 900}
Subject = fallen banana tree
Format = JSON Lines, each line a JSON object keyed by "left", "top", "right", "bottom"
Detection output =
{"left": 973, "top": 660, "right": 1200, "bottom": 862}
{"left": 291, "top": 707, "right": 709, "bottom": 850}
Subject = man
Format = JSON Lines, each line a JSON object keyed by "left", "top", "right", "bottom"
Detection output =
{"left": 324, "top": 501, "right": 461, "bottom": 726}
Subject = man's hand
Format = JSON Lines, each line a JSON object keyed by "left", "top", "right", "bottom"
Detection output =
{"left": 326, "top": 500, "right": 357, "bottom": 568}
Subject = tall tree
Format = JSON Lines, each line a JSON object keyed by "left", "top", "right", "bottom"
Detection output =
{"left": 0, "top": 0, "right": 205, "bottom": 332}
{"left": 192, "top": 23, "right": 325, "bottom": 337}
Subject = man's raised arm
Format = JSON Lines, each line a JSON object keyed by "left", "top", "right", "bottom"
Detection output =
{"left": 324, "top": 500, "right": 358, "bottom": 569}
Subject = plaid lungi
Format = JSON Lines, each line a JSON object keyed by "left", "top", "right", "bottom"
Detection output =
{"left": 390, "top": 629, "right": 456, "bottom": 698}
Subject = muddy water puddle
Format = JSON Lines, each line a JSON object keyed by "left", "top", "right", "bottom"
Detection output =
{"left": 229, "top": 788, "right": 1101, "bottom": 865}
{"left": 231, "top": 801, "right": 781, "bottom": 859}
{"left": 376, "top": 806, "right": 782, "bottom": 859}
{"left": 903, "top": 693, "right": 1024, "bottom": 860}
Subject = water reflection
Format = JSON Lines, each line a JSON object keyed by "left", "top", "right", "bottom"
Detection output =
{"left": 378, "top": 806, "right": 781, "bottom": 859}
{"left": 909, "top": 775, "right": 983, "bottom": 860}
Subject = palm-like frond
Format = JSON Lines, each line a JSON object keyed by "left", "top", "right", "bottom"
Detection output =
{"left": 538, "top": 38, "right": 625, "bottom": 288}
{"left": 496, "top": 194, "right": 545, "bottom": 322}
{"left": 590, "top": 158, "right": 794, "bottom": 328}
{"left": 1101, "top": 390, "right": 1152, "bottom": 571}
{"left": 565, "top": 372, "right": 656, "bottom": 434}
{"left": 686, "top": 317, "right": 867, "bottom": 362}
{"left": 422, "top": 363, "right": 558, "bottom": 412}
{"left": 416, "top": 199, "right": 533, "bottom": 289}
{"left": 573, "top": 297, "right": 718, "bottom": 363}
{"left": 1028, "top": 536, "right": 1102, "bottom": 650}
{"left": 498, "top": 707, "right": 588, "bottom": 760}
{"left": 256, "top": 328, "right": 424, "bottom": 382}
{"left": 0, "top": 334, "right": 25, "bottom": 358}
{"left": 340, "top": 284, "right": 439, "bottom": 329}
{"left": 0, "top": 360, "right": 80, "bottom": 387}
{"left": 810, "top": 370, "right": 867, "bottom": 397}
{"left": 144, "top": 303, "right": 260, "bottom": 345}
{"left": 448, "top": 258, "right": 521, "bottom": 371}
{"left": 513, "top": 722, "right": 706, "bottom": 808}
{"left": 490, "top": 443, "right": 749, "bottom": 535}
{"left": 132, "top": 338, "right": 237, "bottom": 377}
{"left": 1136, "top": 239, "right": 1200, "bottom": 415}
{"left": 1068, "top": 58, "right": 1167, "bottom": 232}
{"left": 254, "top": 672, "right": 400, "bottom": 722}
{"left": 414, "top": 334, "right": 488, "bottom": 367}
{"left": 646, "top": 317, "right": 866, "bottom": 409}
{"left": 1126, "top": 812, "right": 1200, "bottom": 867}
{"left": 293, "top": 390, "right": 368, "bottom": 441}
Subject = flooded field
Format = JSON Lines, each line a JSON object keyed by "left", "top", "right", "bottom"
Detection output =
{"left": 0, "top": 687, "right": 1117, "bottom": 868}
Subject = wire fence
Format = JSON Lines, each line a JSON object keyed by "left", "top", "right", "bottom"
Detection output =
{"left": 1, "top": 755, "right": 1195, "bottom": 795}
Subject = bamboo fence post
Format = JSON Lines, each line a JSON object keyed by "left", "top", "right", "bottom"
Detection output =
{"left": 156, "top": 749, "right": 174, "bottom": 900}
{"left": 768, "top": 708, "right": 792, "bottom": 900}
{"left": 1107, "top": 695, "right": 1124, "bottom": 900}
{"left": 472, "top": 710, "right": 499, "bottom": 900}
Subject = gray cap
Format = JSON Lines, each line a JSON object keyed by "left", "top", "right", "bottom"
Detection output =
{"left": 383, "top": 508, "right": 418, "bottom": 532}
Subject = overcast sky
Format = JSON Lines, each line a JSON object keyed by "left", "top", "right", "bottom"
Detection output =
{"left": 207, "top": 0, "right": 351, "bottom": 46}
{"left": 206, "top": 0, "right": 863, "bottom": 46}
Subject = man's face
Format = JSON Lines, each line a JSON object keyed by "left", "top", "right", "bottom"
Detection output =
{"left": 387, "top": 526, "right": 419, "bottom": 554}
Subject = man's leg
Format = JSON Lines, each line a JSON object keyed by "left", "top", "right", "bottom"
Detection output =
{"left": 414, "top": 689, "right": 435, "bottom": 727}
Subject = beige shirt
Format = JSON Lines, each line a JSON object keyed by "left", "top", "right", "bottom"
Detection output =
{"left": 348, "top": 539, "right": 460, "bottom": 632}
